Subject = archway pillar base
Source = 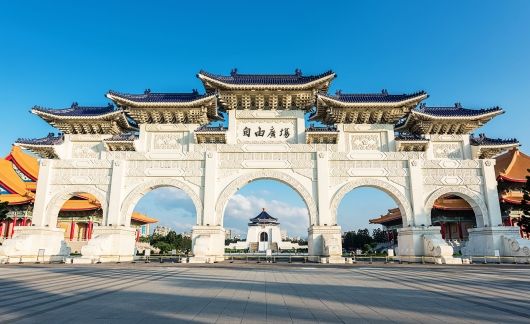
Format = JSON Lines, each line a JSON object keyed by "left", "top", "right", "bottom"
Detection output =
{"left": 464, "top": 226, "right": 530, "bottom": 259}
{"left": 0, "top": 227, "right": 70, "bottom": 263}
{"left": 80, "top": 226, "right": 136, "bottom": 263}
{"left": 308, "top": 225, "right": 344, "bottom": 263}
{"left": 397, "top": 226, "right": 461, "bottom": 264}
{"left": 190, "top": 225, "right": 225, "bottom": 263}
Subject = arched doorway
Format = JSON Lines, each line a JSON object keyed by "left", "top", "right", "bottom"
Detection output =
{"left": 430, "top": 194, "right": 476, "bottom": 242}
{"left": 260, "top": 232, "right": 269, "bottom": 242}
{"left": 336, "top": 186, "right": 403, "bottom": 255}
{"left": 222, "top": 179, "right": 309, "bottom": 253}
{"left": 55, "top": 193, "right": 103, "bottom": 254}
{"left": 126, "top": 186, "right": 196, "bottom": 255}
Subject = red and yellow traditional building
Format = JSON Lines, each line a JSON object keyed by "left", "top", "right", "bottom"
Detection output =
{"left": 370, "top": 147, "right": 530, "bottom": 241}
{"left": 0, "top": 146, "right": 157, "bottom": 251}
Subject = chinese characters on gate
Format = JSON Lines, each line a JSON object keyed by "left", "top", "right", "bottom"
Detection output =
{"left": 242, "top": 126, "right": 291, "bottom": 139}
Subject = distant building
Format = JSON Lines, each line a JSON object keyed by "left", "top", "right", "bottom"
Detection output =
{"left": 153, "top": 226, "right": 171, "bottom": 237}
{"left": 226, "top": 208, "right": 307, "bottom": 252}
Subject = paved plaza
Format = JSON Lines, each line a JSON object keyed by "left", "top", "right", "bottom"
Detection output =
{"left": 0, "top": 263, "right": 529, "bottom": 323}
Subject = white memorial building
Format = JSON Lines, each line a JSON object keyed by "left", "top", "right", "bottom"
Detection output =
{"left": 1, "top": 68, "right": 529, "bottom": 263}
{"left": 226, "top": 208, "right": 307, "bottom": 252}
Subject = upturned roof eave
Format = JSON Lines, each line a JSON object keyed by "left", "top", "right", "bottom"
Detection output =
{"left": 197, "top": 72, "right": 336, "bottom": 91}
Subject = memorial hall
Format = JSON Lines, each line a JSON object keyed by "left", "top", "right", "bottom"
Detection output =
{"left": 1, "top": 69, "right": 529, "bottom": 264}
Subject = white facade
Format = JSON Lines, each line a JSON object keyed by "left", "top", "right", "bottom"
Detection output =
{"left": 1, "top": 71, "right": 529, "bottom": 264}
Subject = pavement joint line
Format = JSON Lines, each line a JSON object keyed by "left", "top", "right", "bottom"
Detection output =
{"left": 0, "top": 268, "right": 150, "bottom": 297}
{"left": 354, "top": 268, "right": 530, "bottom": 320}
{"left": 363, "top": 268, "right": 530, "bottom": 307}
{"left": 0, "top": 269, "right": 171, "bottom": 308}
{"left": 0, "top": 268, "right": 190, "bottom": 323}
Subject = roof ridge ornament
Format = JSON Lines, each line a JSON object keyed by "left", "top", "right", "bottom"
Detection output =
{"left": 454, "top": 102, "right": 462, "bottom": 108}
{"left": 192, "top": 89, "right": 199, "bottom": 94}
{"left": 71, "top": 102, "right": 78, "bottom": 108}
{"left": 295, "top": 68, "right": 302, "bottom": 76}
{"left": 381, "top": 89, "right": 388, "bottom": 95}
{"left": 230, "top": 68, "right": 238, "bottom": 76}
{"left": 144, "top": 89, "right": 151, "bottom": 94}
{"left": 335, "top": 90, "right": 342, "bottom": 96}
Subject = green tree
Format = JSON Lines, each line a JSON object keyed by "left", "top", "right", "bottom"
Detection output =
{"left": 153, "top": 241, "right": 172, "bottom": 254}
{"left": 342, "top": 229, "right": 374, "bottom": 252}
{"left": 518, "top": 169, "right": 530, "bottom": 235}
{"left": 372, "top": 228, "right": 388, "bottom": 243}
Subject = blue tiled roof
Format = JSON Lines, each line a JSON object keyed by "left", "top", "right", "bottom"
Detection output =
{"left": 195, "top": 125, "right": 227, "bottom": 132}
{"left": 415, "top": 103, "right": 502, "bottom": 117}
{"left": 199, "top": 69, "right": 335, "bottom": 85}
{"left": 395, "top": 134, "right": 428, "bottom": 141}
{"left": 249, "top": 209, "right": 278, "bottom": 224}
{"left": 16, "top": 133, "right": 64, "bottom": 146}
{"left": 108, "top": 89, "right": 210, "bottom": 103}
{"left": 32, "top": 102, "right": 118, "bottom": 116}
{"left": 323, "top": 90, "right": 426, "bottom": 103}
{"left": 306, "top": 125, "right": 338, "bottom": 132}
{"left": 105, "top": 133, "right": 139, "bottom": 142}
{"left": 470, "top": 134, "right": 518, "bottom": 146}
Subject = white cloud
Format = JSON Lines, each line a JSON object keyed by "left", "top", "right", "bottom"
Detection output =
{"left": 225, "top": 194, "right": 309, "bottom": 237}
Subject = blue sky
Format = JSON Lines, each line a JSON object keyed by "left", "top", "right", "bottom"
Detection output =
{"left": 1, "top": 1, "right": 529, "bottom": 237}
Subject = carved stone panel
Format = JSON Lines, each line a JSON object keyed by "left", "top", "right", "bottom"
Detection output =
{"left": 72, "top": 143, "right": 99, "bottom": 159}
{"left": 350, "top": 133, "right": 381, "bottom": 151}
{"left": 152, "top": 133, "right": 184, "bottom": 150}
{"left": 433, "top": 142, "right": 463, "bottom": 159}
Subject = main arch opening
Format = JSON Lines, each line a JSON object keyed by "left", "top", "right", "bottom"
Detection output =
{"left": 130, "top": 186, "right": 196, "bottom": 255}
{"left": 222, "top": 179, "right": 309, "bottom": 253}
{"left": 336, "top": 186, "right": 404, "bottom": 255}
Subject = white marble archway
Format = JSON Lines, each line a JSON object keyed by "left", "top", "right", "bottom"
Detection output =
{"left": 46, "top": 185, "right": 108, "bottom": 227}
{"left": 329, "top": 178, "right": 413, "bottom": 227}
{"left": 120, "top": 178, "right": 202, "bottom": 226}
{"left": 215, "top": 170, "right": 317, "bottom": 226}
{"left": 425, "top": 186, "right": 489, "bottom": 228}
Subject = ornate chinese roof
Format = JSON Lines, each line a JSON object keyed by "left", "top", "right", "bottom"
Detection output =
{"left": 131, "top": 212, "right": 158, "bottom": 224}
{"left": 395, "top": 134, "right": 429, "bottom": 152}
{"left": 369, "top": 208, "right": 402, "bottom": 224}
{"left": 198, "top": 69, "right": 335, "bottom": 111}
{"left": 15, "top": 133, "right": 64, "bottom": 159}
{"left": 249, "top": 208, "right": 279, "bottom": 226}
{"left": 313, "top": 90, "right": 427, "bottom": 124}
{"left": 103, "top": 133, "right": 138, "bottom": 151}
{"left": 107, "top": 89, "right": 209, "bottom": 103}
{"left": 31, "top": 102, "right": 137, "bottom": 135}
{"left": 470, "top": 134, "right": 518, "bottom": 146}
{"left": 470, "top": 134, "right": 519, "bottom": 159}
{"left": 5, "top": 146, "right": 40, "bottom": 181}
{"left": 106, "top": 90, "right": 220, "bottom": 125}
{"left": 395, "top": 103, "right": 504, "bottom": 134}
{"left": 198, "top": 69, "right": 335, "bottom": 89}
{"left": 495, "top": 148, "right": 530, "bottom": 183}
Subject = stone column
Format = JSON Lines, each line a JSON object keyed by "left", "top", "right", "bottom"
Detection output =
{"left": 407, "top": 159, "right": 425, "bottom": 227}
{"left": 316, "top": 151, "right": 331, "bottom": 226}
{"left": 397, "top": 160, "right": 460, "bottom": 263}
{"left": 106, "top": 160, "right": 126, "bottom": 226}
{"left": 480, "top": 159, "right": 502, "bottom": 227}
{"left": 32, "top": 159, "right": 54, "bottom": 227}
{"left": 190, "top": 151, "right": 224, "bottom": 263}
{"left": 307, "top": 151, "right": 343, "bottom": 263}
{"left": 202, "top": 151, "right": 217, "bottom": 226}
{"left": 0, "top": 159, "right": 71, "bottom": 262}
{"left": 78, "top": 160, "right": 136, "bottom": 263}
{"left": 463, "top": 159, "right": 530, "bottom": 258}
